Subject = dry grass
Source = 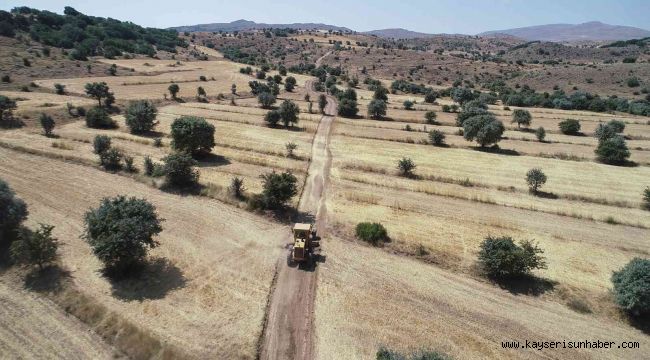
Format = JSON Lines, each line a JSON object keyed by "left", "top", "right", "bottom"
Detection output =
{"left": 0, "top": 90, "right": 95, "bottom": 112}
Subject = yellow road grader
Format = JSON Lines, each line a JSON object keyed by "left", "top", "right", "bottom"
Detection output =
{"left": 289, "top": 223, "right": 319, "bottom": 266}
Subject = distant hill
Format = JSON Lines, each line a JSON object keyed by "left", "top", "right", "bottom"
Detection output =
{"left": 479, "top": 21, "right": 650, "bottom": 42}
{"left": 171, "top": 19, "right": 351, "bottom": 33}
{"left": 362, "top": 28, "right": 436, "bottom": 39}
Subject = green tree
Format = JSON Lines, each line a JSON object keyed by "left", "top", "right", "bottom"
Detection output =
{"left": 170, "top": 116, "right": 216, "bottom": 157}
{"left": 558, "top": 119, "right": 581, "bottom": 135}
{"left": 594, "top": 123, "right": 618, "bottom": 142}
{"left": 54, "top": 83, "right": 66, "bottom": 95}
{"left": 318, "top": 94, "right": 328, "bottom": 113}
{"left": 168, "top": 83, "right": 180, "bottom": 99}
{"left": 265, "top": 109, "right": 281, "bottom": 127}
{"left": 535, "top": 127, "right": 546, "bottom": 142}
{"left": 0, "top": 178, "right": 28, "bottom": 242}
{"left": 10, "top": 224, "right": 59, "bottom": 269}
{"left": 607, "top": 120, "right": 626, "bottom": 134}
{"left": 526, "top": 168, "right": 547, "bottom": 194}
{"left": 279, "top": 100, "right": 300, "bottom": 128}
{"left": 397, "top": 157, "right": 416, "bottom": 177}
{"left": 429, "top": 130, "right": 445, "bottom": 146}
{"left": 373, "top": 86, "right": 389, "bottom": 101}
{"left": 285, "top": 142, "right": 298, "bottom": 157}
{"left": 478, "top": 236, "right": 546, "bottom": 278}
{"left": 0, "top": 95, "right": 17, "bottom": 120}
{"left": 125, "top": 100, "right": 157, "bottom": 134}
{"left": 162, "top": 152, "right": 199, "bottom": 187}
{"left": 512, "top": 109, "right": 532, "bottom": 128}
{"left": 355, "top": 222, "right": 388, "bottom": 246}
{"left": 403, "top": 100, "right": 414, "bottom": 110}
{"left": 463, "top": 114, "right": 505, "bottom": 147}
{"left": 595, "top": 135, "right": 630, "bottom": 165}
{"left": 643, "top": 187, "right": 650, "bottom": 210}
{"left": 284, "top": 76, "right": 297, "bottom": 92}
{"left": 229, "top": 177, "right": 246, "bottom": 199}
{"left": 337, "top": 99, "right": 359, "bottom": 117}
{"left": 83, "top": 196, "right": 163, "bottom": 273}
{"left": 424, "top": 91, "right": 437, "bottom": 103}
{"left": 93, "top": 135, "right": 111, "bottom": 155}
{"left": 85, "top": 106, "right": 115, "bottom": 128}
{"left": 451, "top": 87, "right": 475, "bottom": 105}
{"left": 367, "top": 99, "right": 387, "bottom": 119}
{"left": 84, "top": 82, "right": 112, "bottom": 107}
{"left": 259, "top": 171, "right": 298, "bottom": 209}
{"left": 424, "top": 111, "right": 437, "bottom": 124}
{"left": 258, "top": 92, "right": 276, "bottom": 109}
{"left": 612, "top": 258, "right": 650, "bottom": 316}
{"left": 39, "top": 113, "right": 55, "bottom": 137}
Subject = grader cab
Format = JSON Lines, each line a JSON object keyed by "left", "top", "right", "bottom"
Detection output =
{"left": 290, "top": 223, "right": 317, "bottom": 265}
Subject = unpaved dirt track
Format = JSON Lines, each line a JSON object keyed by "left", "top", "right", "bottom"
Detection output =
{"left": 259, "top": 81, "right": 335, "bottom": 360}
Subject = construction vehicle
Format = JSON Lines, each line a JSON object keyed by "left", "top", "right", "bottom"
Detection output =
{"left": 289, "top": 223, "right": 318, "bottom": 265}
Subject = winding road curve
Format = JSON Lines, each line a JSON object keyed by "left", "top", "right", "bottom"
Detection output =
{"left": 259, "top": 80, "right": 336, "bottom": 360}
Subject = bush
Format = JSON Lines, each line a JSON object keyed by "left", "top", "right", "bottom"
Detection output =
{"left": 526, "top": 168, "right": 547, "bottom": 194}
{"left": 284, "top": 76, "right": 296, "bottom": 91}
{"left": 124, "top": 155, "right": 136, "bottom": 172}
{"left": 85, "top": 107, "right": 116, "bottom": 129}
{"left": 10, "top": 224, "right": 58, "bottom": 269}
{"left": 259, "top": 171, "right": 298, "bottom": 209}
{"left": 512, "top": 109, "right": 532, "bottom": 128}
{"left": 265, "top": 110, "right": 282, "bottom": 127}
{"left": 285, "top": 142, "right": 297, "bottom": 157}
{"left": 463, "top": 114, "right": 504, "bottom": 147}
{"left": 83, "top": 196, "right": 163, "bottom": 273}
{"left": 143, "top": 156, "right": 155, "bottom": 176}
{"left": 54, "top": 83, "right": 66, "bottom": 95}
{"left": 355, "top": 222, "right": 388, "bottom": 245}
{"left": 170, "top": 116, "right": 215, "bottom": 157}
{"left": 93, "top": 135, "right": 112, "bottom": 155}
{"left": 39, "top": 113, "right": 55, "bottom": 136}
{"left": 338, "top": 98, "right": 359, "bottom": 117}
{"left": 627, "top": 78, "right": 640, "bottom": 88}
{"left": 595, "top": 135, "right": 630, "bottom": 165}
{"left": 397, "top": 157, "right": 416, "bottom": 177}
{"left": 535, "top": 127, "right": 546, "bottom": 142}
{"left": 162, "top": 152, "right": 199, "bottom": 188}
{"left": 403, "top": 100, "right": 414, "bottom": 110}
{"left": 594, "top": 123, "right": 618, "bottom": 142}
{"left": 424, "top": 111, "right": 437, "bottom": 124}
{"left": 424, "top": 91, "right": 437, "bottom": 103}
{"left": 0, "top": 178, "right": 28, "bottom": 241}
{"left": 612, "top": 258, "right": 650, "bottom": 315}
{"left": 125, "top": 100, "right": 157, "bottom": 134}
{"left": 279, "top": 100, "right": 300, "bottom": 127}
{"left": 168, "top": 83, "right": 180, "bottom": 99}
{"left": 643, "top": 187, "right": 650, "bottom": 211}
{"left": 258, "top": 92, "right": 276, "bottom": 109}
{"left": 376, "top": 347, "right": 450, "bottom": 360}
{"left": 100, "top": 148, "right": 123, "bottom": 170}
{"left": 229, "top": 177, "right": 246, "bottom": 199}
{"left": 318, "top": 94, "right": 328, "bottom": 113}
{"left": 428, "top": 130, "right": 446, "bottom": 146}
{"left": 607, "top": 119, "right": 626, "bottom": 134}
{"left": 478, "top": 236, "right": 546, "bottom": 278}
{"left": 558, "top": 119, "right": 581, "bottom": 135}
{"left": 367, "top": 99, "right": 387, "bottom": 119}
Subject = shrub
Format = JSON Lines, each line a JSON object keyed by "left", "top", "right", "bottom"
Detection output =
{"left": 594, "top": 123, "right": 618, "bottom": 142}
{"left": 478, "top": 236, "right": 546, "bottom": 278}
{"left": 85, "top": 107, "right": 116, "bottom": 128}
{"left": 318, "top": 94, "right": 328, "bottom": 114}
{"left": 403, "top": 100, "right": 414, "bottom": 110}
{"left": 526, "top": 168, "right": 547, "bottom": 194}
{"left": 612, "top": 258, "right": 650, "bottom": 316}
{"left": 607, "top": 119, "right": 626, "bottom": 134}
{"left": 0, "top": 179, "right": 28, "bottom": 241}
{"left": 162, "top": 152, "right": 199, "bottom": 187}
{"left": 39, "top": 113, "right": 55, "bottom": 137}
{"left": 424, "top": 91, "right": 437, "bottom": 103}
{"left": 168, "top": 83, "right": 180, "bottom": 99}
{"left": 83, "top": 196, "right": 163, "bottom": 273}
{"left": 535, "top": 127, "right": 546, "bottom": 142}
{"left": 355, "top": 222, "right": 388, "bottom": 245}
{"left": 84, "top": 82, "right": 113, "bottom": 107}
{"left": 367, "top": 99, "right": 387, "bottom": 119}
{"left": 54, "top": 83, "right": 66, "bottom": 95}
{"left": 428, "top": 130, "right": 445, "bottom": 146}
{"left": 170, "top": 116, "right": 215, "bottom": 157}
{"left": 338, "top": 98, "right": 359, "bottom": 117}
{"left": 512, "top": 109, "right": 532, "bottom": 128}
{"left": 397, "top": 157, "right": 416, "bottom": 177}
{"left": 463, "top": 114, "right": 504, "bottom": 147}
{"left": 424, "top": 111, "right": 437, "bottom": 124}
{"left": 100, "top": 148, "right": 123, "bottom": 170}
{"left": 143, "top": 156, "right": 155, "bottom": 176}
{"left": 0, "top": 95, "right": 17, "bottom": 120}
{"left": 558, "top": 119, "right": 580, "bottom": 135}
{"left": 284, "top": 76, "right": 296, "bottom": 91}
{"left": 229, "top": 177, "right": 246, "bottom": 199}
{"left": 595, "top": 135, "right": 630, "bottom": 165}
{"left": 93, "top": 135, "right": 111, "bottom": 155}
{"left": 10, "top": 224, "right": 58, "bottom": 269}
{"left": 376, "top": 347, "right": 450, "bottom": 360}
{"left": 125, "top": 100, "right": 157, "bottom": 134}
{"left": 285, "top": 142, "right": 297, "bottom": 157}
{"left": 124, "top": 155, "right": 136, "bottom": 172}
{"left": 279, "top": 100, "right": 300, "bottom": 127}
{"left": 258, "top": 92, "right": 276, "bottom": 109}
{"left": 643, "top": 187, "right": 650, "bottom": 211}
{"left": 265, "top": 110, "right": 282, "bottom": 127}
{"left": 627, "top": 78, "right": 640, "bottom": 88}
{"left": 259, "top": 171, "right": 298, "bottom": 209}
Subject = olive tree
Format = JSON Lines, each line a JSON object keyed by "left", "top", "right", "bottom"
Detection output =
{"left": 429, "top": 130, "right": 445, "bottom": 146}
{"left": 10, "top": 224, "right": 59, "bottom": 269}
{"left": 168, "top": 83, "right": 180, "bottom": 99}
{"left": 463, "top": 114, "right": 505, "bottom": 147}
{"left": 595, "top": 135, "right": 630, "bottom": 165}
{"left": 258, "top": 92, "right": 276, "bottom": 109}
{"left": 39, "top": 113, "right": 55, "bottom": 137}
{"left": 170, "top": 116, "right": 215, "bottom": 157}
{"left": 397, "top": 157, "right": 416, "bottom": 177}
{"left": 612, "top": 258, "right": 650, "bottom": 316}
{"left": 478, "top": 236, "right": 546, "bottom": 278}
{"left": 284, "top": 76, "right": 297, "bottom": 92}
{"left": 279, "top": 100, "right": 300, "bottom": 128}
{"left": 535, "top": 127, "right": 546, "bottom": 142}
{"left": 424, "top": 111, "right": 437, "bottom": 124}
{"left": 0, "top": 178, "right": 28, "bottom": 242}
{"left": 125, "top": 100, "right": 157, "bottom": 134}
{"left": 84, "top": 82, "right": 113, "bottom": 107}
{"left": 512, "top": 109, "right": 532, "bottom": 128}
{"left": 367, "top": 99, "right": 387, "bottom": 119}
{"left": 265, "top": 109, "right": 281, "bottom": 127}
{"left": 162, "top": 152, "right": 199, "bottom": 188}
{"left": 318, "top": 94, "right": 328, "bottom": 114}
{"left": 259, "top": 171, "right": 298, "bottom": 209}
{"left": 83, "top": 196, "right": 163, "bottom": 273}
{"left": 526, "top": 168, "right": 547, "bottom": 194}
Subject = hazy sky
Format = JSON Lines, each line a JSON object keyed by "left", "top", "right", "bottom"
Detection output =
{"left": 3, "top": 0, "right": 649, "bottom": 34}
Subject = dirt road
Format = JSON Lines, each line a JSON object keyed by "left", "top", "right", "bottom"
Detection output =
{"left": 259, "top": 81, "right": 336, "bottom": 360}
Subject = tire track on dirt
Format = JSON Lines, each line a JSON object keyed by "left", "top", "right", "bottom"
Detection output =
{"left": 258, "top": 81, "right": 336, "bottom": 360}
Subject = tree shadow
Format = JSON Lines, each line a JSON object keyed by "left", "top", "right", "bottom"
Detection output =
{"left": 627, "top": 313, "right": 650, "bottom": 335}
{"left": 474, "top": 146, "right": 520, "bottom": 156}
{"left": 24, "top": 265, "right": 71, "bottom": 293}
{"left": 532, "top": 190, "right": 559, "bottom": 199}
{"left": 490, "top": 274, "right": 557, "bottom": 296}
{"left": 196, "top": 153, "right": 231, "bottom": 168}
{"left": 108, "top": 257, "right": 186, "bottom": 301}
{"left": 135, "top": 130, "right": 165, "bottom": 139}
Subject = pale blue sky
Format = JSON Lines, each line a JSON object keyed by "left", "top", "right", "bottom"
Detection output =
{"left": 3, "top": 0, "right": 649, "bottom": 34}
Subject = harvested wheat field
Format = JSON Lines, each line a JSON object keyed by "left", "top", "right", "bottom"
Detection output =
{"left": 0, "top": 148, "right": 288, "bottom": 359}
